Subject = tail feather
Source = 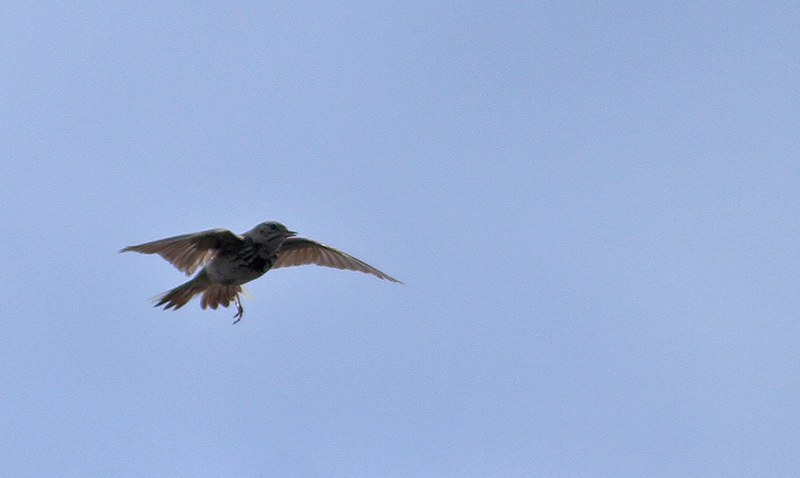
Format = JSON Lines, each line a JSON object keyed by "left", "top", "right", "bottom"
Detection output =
{"left": 152, "top": 270, "right": 243, "bottom": 312}
{"left": 200, "top": 285, "right": 243, "bottom": 310}
{"left": 154, "top": 271, "right": 212, "bottom": 310}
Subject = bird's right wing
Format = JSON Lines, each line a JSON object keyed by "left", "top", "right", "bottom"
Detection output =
{"left": 273, "top": 237, "right": 402, "bottom": 283}
{"left": 121, "top": 228, "right": 244, "bottom": 275}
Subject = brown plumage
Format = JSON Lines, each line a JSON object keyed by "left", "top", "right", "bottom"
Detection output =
{"left": 122, "top": 221, "right": 401, "bottom": 323}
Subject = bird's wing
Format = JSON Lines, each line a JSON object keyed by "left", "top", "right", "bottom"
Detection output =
{"left": 273, "top": 237, "right": 402, "bottom": 283}
{"left": 121, "top": 228, "right": 244, "bottom": 275}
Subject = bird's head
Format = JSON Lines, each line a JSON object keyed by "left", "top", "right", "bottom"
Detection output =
{"left": 248, "top": 221, "right": 297, "bottom": 243}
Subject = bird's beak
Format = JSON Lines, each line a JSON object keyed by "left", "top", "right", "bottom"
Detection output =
{"left": 286, "top": 230, "right": 298, "bottom": 237}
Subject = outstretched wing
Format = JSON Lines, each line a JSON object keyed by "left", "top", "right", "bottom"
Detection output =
{"left": 121, "top": 228, "right": 244, "bottom": 275}
{"left": 273, "top": 237, "right": 402, "bottom": 283}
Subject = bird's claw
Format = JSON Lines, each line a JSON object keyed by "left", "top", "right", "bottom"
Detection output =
{"left": 232, "top": 296, "right": 244, "bottom": 324}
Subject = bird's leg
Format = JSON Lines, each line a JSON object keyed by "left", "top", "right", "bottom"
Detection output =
{"left": 232, "top": 295, "right": 244, "bottom": 324}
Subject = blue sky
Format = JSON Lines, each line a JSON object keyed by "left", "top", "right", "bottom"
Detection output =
{"left": 2, "top": 1, "right": 799, "bottom": 476}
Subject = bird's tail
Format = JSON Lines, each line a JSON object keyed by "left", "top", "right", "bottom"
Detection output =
{"left": 154, "top": 271, "right": 213, "bottom": 311}
{"left": 199, "top": 284, "right": 244, "bottom": 310}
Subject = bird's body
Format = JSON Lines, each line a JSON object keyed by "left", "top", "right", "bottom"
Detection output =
{"left": 122, "top": 222, "right": 400, "bottom": 322}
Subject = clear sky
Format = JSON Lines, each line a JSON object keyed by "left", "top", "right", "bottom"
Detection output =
{"left": 2, "top": 1, "right": 799, "bottom": 476}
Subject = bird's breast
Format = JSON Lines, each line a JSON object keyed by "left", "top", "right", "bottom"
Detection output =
{"left": 246, "top": 256, "right": 269, "bottom": 272}
{"left": 205, "top": 250, "right": 275, "bottom": 285}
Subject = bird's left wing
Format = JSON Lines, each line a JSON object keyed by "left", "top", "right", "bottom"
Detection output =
{"left": 121, "top": 228, "right": 244, "bottom": 275}
{"left": 273, "top": 237, "right": 402, "bottom": 283}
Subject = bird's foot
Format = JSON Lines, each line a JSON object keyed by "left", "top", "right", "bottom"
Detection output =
{"left": 232, "top": 296, "right": 244, "bottom": 324}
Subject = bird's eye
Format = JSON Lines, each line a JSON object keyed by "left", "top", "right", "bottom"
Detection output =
{"left": 270, "top": 224, "right": 278, "bottom": 231}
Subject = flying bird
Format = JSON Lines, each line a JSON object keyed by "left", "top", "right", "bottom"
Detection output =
{"left": 121, "top": 221, "right": 401, "bottom": 323}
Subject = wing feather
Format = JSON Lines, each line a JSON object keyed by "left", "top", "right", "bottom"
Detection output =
{"left": 121, "top": 228, "right": 244, "bottom": 275}
{"left": 273, "top": 237, "right": 402, "bottom": 283}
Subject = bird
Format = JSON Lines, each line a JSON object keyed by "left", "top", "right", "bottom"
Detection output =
{"left": 121, "top": 221, "right": 401, "bottom": 323}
